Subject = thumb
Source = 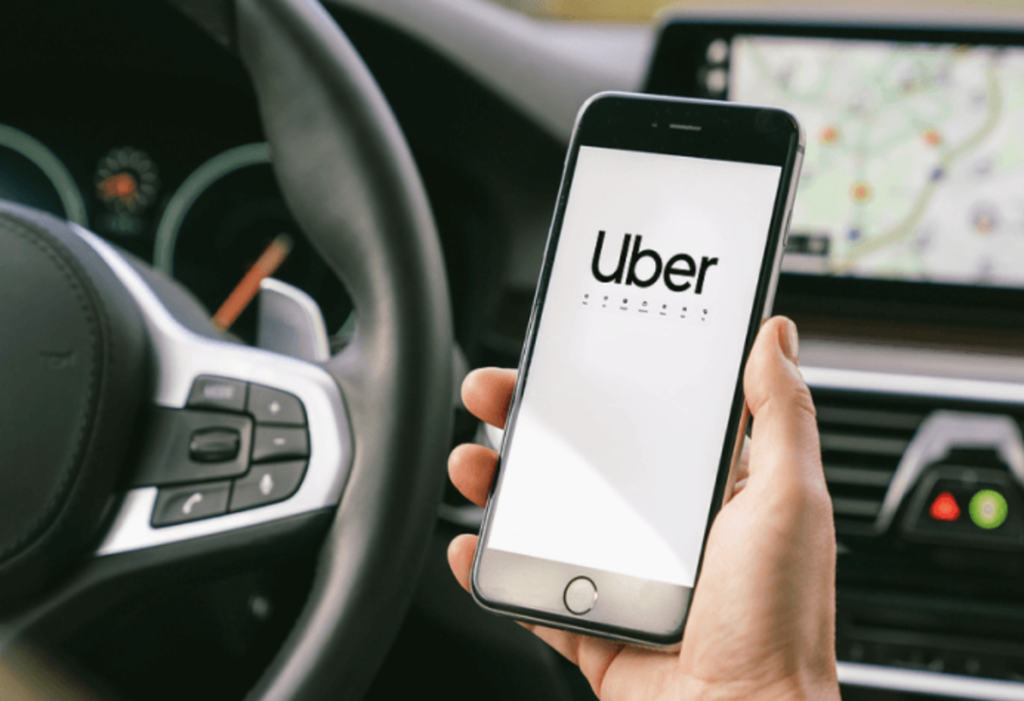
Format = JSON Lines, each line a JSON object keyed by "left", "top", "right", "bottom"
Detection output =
{"left": 742, "top": 317, "right": 823, "bottom": 489}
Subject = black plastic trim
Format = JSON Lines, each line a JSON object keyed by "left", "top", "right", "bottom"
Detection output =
{"left": 5, "top": 510, "right": 332, "bottom": 645}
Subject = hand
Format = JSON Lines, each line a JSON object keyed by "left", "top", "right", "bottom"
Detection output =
{"left": 447, "top": 316, "right": 839, "bottom": 701}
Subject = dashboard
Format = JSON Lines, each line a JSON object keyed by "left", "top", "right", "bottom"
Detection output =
{"left": 9, "top": 1, "right": 1024, "bottom": 700}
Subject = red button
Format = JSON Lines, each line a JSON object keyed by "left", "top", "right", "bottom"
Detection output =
{"left": 929, "top": 491, "right": 961, "bottom": 522}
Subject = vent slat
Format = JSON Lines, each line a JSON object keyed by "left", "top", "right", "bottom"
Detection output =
{"left": 816, "top": 406, "right": 925, "bottom": 432}
{"left": 832, "top": 496, "right": 883, "bottom": 519}
{"left": 820, "top": 432, "right": 910, "bottom": 456}
{"left": 814, "top": 395, "right": 926, "bottom": 534}
{"left": 823, "top": 466, "right": 895, "bottom": 488}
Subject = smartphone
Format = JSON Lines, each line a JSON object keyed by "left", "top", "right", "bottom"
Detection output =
{"left": 470, "top": 92, "right": 804, "bottom": 646}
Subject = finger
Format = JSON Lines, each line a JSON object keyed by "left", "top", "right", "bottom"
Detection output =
{"left": 525, "top": 625, "right": 632, "bottom": 693}
{"left": 523, "top": 624, "right": 676, "bottom": 701}
{"left": 732, "top": 435, "right": 752, "bottom": 494}
{"left": 742, "top": 316, "right": 823, "bottom": 488}
{"left": 448, "top": 443, "right": 498, "bottom": 507}
{"left": 448, "top": 533, "right": 477, "bottom": 591}
{"left": 462, "top": 368, "right": 517, "bottom": 428}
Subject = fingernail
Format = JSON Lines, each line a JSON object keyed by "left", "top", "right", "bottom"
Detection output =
{"left": 779, "top": 319, "right": 800, "bottom": 365}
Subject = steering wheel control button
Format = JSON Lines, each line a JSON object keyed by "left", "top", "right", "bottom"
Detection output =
{"left": 229, "top": 461, "right": 308, "bottom": 512}
{"left": 248, "top": 384, "right": 306, "bottom": 426}
{"left": 152, "top": 482, "right": 231, "bottom": 527}
{"left": 187, "top": 376, "right": 247, "bottom": 412}
{"left": 252, "top": 426, "right": 310, "bottom": 463}
{"left": 131, "top": 408, "right": 253, "bottom": 487}
{"left": 563, "top": 577, "right": 598, "bottom": 615}
{"left": 189, "top": 428, "right": 241, "bottom": 463}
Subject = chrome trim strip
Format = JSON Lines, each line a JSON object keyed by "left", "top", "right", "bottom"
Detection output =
{"left": 802, "top": 366, "right": 1024, "bottom": 405}
{"left": 152, "top": 142, "right": 271, "bottom": 275}
{"left": 75, "top": 226, "right": 351, "bottom": 556}
{"left": 838, "top": 661, "right": 1024, "bottom": 700}
{"left": 0, "top": 123, "right": 88, "bottom": 226}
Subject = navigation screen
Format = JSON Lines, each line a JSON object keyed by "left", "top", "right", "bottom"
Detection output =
{"left": 730, "top": 35, "right": 1024, "bottom": 288}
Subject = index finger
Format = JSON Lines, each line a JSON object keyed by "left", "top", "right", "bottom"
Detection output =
{"left": 462, "top": 368, "right": 517, "bottom": 429}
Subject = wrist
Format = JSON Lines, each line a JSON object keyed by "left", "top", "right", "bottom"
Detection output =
{"left": 682, "top": 670, "right": 840, "bottom": 701}
{"left": 761, "top": 677, "right": 841, "bottom": 701}
{"left": 748, "top": 672, "right": 841, "bottom": 701}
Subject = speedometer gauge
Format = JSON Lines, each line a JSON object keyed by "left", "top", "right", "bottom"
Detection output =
{"left": 154, "top": 143, "right": 352, "bottom": 345}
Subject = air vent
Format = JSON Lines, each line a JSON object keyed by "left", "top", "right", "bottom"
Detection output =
{"left": 813, "top": 394, "right": 927, "bottom": 536}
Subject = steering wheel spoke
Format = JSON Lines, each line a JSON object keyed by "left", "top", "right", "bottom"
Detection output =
{"left": 75, "top": 229, "right": 353, "bottom": 556}
{"left": 0, "top": 210, "right": 340, "bottom": 654}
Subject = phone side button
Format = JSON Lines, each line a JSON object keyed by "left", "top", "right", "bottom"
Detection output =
{"left": 564, "top": 576, "right": 598, "bottom": 615}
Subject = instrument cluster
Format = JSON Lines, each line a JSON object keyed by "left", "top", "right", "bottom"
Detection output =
{"left": 0, "top": 77, "right": 351, "bottom": 345}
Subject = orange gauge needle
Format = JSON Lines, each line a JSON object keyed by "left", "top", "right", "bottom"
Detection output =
{"left": 212, "top": 234, "right": 294, "bottom": 331}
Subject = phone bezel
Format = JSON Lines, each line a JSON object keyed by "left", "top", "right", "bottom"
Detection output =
{"left": 646, "top": 19, "right": 1024, "bottom": 330}
{"left": 471, "top": 92, "right": 804, "bottom": 646}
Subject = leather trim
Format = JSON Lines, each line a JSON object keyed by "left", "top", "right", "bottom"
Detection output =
{"left": 0, "top": 203, "right": 147, "bottom": 611}
{"left": 234, "top": 0, "right": 454, "bottom": 698}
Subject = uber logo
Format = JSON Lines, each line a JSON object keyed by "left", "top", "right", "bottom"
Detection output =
{"left": 590, "top": 231, "right": 719, "bottom": 294}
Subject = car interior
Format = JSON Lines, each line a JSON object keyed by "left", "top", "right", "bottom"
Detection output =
{"left": 3, "top": 1, "right": 1024, "bottom": 700}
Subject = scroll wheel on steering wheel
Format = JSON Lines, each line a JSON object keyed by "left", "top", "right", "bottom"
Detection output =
{"left": 189, "top": 428, "right": 242, "bottom": 463}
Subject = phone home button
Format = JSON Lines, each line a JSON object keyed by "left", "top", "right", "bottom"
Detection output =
{"left": 564, "top": 576, "right": 598, "bottom": 615}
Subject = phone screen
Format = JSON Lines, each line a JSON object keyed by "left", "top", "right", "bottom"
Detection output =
{"left": 486, "top": 144, "right": 783, "bottom": 588}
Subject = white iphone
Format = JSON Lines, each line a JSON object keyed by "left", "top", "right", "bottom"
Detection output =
{"left": 471, "top": 92, "right": 804, "bottom": 646}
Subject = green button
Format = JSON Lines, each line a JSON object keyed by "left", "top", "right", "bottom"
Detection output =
{"left": 968, "top": 490, "right": 1008, "bottom": 530}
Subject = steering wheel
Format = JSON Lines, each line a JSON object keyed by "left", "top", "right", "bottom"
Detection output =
{"left": 0, "top": 0, "right": 453, "bottom": 698}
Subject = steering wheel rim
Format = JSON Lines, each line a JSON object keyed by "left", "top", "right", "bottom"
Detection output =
{"left": 235, "top": 0, "right": 454, "bottom": 697}
{"left": 0, "top": 0, "right": 454, "bottom": 698}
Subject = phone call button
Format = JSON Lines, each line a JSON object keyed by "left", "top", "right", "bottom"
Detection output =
{"left": 152, "top": 481, "right": 230, "bottom": 527}
{"left": 564, "top": 576, "right": 598, "bottom": 615}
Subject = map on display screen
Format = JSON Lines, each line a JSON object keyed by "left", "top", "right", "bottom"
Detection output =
{"left": 730, "top": 35, "right": 1024, "bottom": 288}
